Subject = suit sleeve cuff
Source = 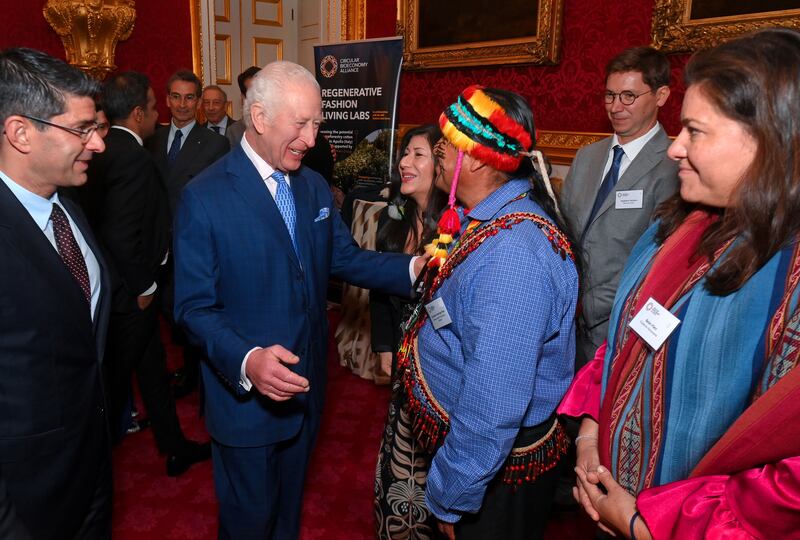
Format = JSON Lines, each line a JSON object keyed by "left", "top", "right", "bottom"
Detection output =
{"left": 409, "top": 256, "right": 419, "bottom": 284}
{"left": 140, "top": 282, "right": 158, "bottom": 296}
{"left": 240, "top": 347, "right": 261, "bottom": 391}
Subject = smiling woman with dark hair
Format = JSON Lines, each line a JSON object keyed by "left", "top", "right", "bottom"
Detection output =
{"left": 560, "top": 28, "right": 800, "bottom": 539}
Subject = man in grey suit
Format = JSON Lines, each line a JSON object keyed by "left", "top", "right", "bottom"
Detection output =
{"left": 201, "top": 84, "right": 240, "bottom": 147}
{"left": 560, "top": 47, "right": 679, "bottom": 368}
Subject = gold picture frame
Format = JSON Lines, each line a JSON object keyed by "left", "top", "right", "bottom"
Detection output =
{"left": 399, "top": 0, "right": 564, "bottom": 70}
{"left": 651, "top": 0, "right": 800, "bottom": 52}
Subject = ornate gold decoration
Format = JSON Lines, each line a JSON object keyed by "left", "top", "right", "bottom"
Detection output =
{"left": 342, "top": 0, "right": 367, "bottom": 41}
{"left": 537, "top": 130, "right": 607, "bottom": 166}
{"left": 190, "top": 0, "right": 203, "bottom": 81}
{"left": 399, "top": 0, "right": 564, "bottom": 70}
{"left": 651, "top": 1, "right": 800, "bottom": 53}
{"left": 43, "top": 0, "right": 136, "bottom": 80}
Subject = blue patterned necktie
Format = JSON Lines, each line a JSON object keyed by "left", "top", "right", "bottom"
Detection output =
{"left": 167, "top": 129, "right": 183, "bottom": 164}
{"left": 583, "top": 144, "right": 625, "bottom": 237}
{"left": 272, "top": 170, "right": 297, "bottom": 253}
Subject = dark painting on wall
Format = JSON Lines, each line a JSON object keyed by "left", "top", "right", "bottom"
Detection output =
{"left": 400, "top": 0, "right": 563, "bottom": 69}
{"left": 418, "top": 1, "right": 538, "bottom": 48}
{"left": 690, "top": 0, "right": 800, "bottom": 20}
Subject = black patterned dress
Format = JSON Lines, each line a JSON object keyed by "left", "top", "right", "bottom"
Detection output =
{"left": 374, "top": 372, "right": 438, "bottom": 539}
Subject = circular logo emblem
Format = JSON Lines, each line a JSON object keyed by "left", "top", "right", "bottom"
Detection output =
{"left": 320, "top": 55, "right": 338, "bottom": 78}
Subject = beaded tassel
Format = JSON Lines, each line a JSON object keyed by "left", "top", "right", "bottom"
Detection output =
{"left": 426, "top": 151, "right": 464, "bottom": 267}
{"left": 501, "top": 422, "right": 570, "bottom": 486}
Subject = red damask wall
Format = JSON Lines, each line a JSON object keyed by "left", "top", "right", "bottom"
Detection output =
{"left": 0, "top": 0, "right": 193, "bottom": 121}
{"left": 371, "top": 0, "right": 689, "bottom": 135}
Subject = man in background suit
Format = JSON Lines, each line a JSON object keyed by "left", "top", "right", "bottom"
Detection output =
{"left": 0, "top": 47, "right": 111, "bottom": 539}
{"left": 148, "top": 70, "right": 230, "bottom": 216}
{"left": 147, "top": 69, "right": 229, "bottom": 397}
{"left": 202, "top": 84, "right": 240, "bottom": 147}
{"left": 173, "top": 61, "right": 422, "bottom": 539}
{"left": 80, "top": 71, "right": 210, "bottom": 476}
{"left": 225, "top": 66, "right": 260, "bottom": 147}
{"left": 560, "top": 46, "right": 679, "bottom": 368}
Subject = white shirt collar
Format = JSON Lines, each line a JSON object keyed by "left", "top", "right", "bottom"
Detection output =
{"left": 111, "top": 125, "right": 143, "bottom": 146}
{"left": 170, "top": 119, "right": 196, "bottom": 138}
{"left": 611, "top": 122, "right": 661, "bottom": 162}
{"left": 241, "top": 133, "right": 289, "bottom": 184}
{"left": 209, "top": 116, "right": 229, "bottom": 130}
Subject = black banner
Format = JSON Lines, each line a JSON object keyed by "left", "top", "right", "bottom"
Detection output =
{"left": 314, "top": 37, "right": 403, "bottom": 189}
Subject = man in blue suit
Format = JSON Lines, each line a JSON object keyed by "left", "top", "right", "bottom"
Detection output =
{"left": 174, "top": 61, "right": 420, "bottom": 539}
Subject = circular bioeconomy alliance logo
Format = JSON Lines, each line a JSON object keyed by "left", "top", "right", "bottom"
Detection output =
{"left": 320, "top": 55, "right": 338, "bottom": 78}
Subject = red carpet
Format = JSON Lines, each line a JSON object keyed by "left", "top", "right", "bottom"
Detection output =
{"left": 111, "top": 310, "right": 595, "bottom": 538}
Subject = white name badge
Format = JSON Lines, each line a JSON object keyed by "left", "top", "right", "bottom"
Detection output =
{"left": 425, "top": 297, "right": 452, "bottom": 330}
{"left": 628, "top": 297, "right": 681, "bottom": 351}
{"left": 615, "top": 189, "right": 644, "bottom": 209}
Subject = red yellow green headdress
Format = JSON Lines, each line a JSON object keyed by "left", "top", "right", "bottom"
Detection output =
{"left": 427, "top": 85, "right": 538, "bottom": 267}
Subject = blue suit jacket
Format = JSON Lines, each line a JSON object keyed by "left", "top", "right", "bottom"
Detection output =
{"left": 174, "top": 144, "right": 411, "bottom": 447}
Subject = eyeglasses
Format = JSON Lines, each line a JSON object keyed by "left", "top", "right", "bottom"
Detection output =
{"left": 169, "top": 92, "right": 198, "bottom": 103}
{"left": 603, "top": 90, "right": 652, "bottom": 106}
{"left": 20, "top": 114, "right": 100, "bottom": 143}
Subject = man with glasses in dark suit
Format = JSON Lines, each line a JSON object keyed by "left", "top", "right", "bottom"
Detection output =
{"left": 0, "top": 47, "right": 111, "bottom": 539}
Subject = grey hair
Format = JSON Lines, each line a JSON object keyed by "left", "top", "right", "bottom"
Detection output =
{"left": 202, "top": 84, "right": 228, "bottom": 101}
{"left": 242, "top": 61, "right": 319, "bottom": 128}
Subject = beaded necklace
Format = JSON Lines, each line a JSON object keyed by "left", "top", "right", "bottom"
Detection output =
{"left": 397, "top": 202, "right": 574, "bottom": 452}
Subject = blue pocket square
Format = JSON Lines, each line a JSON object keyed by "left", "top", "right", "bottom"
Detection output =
{"left": 314, "top": 207, "right": 330, "bottom": 222}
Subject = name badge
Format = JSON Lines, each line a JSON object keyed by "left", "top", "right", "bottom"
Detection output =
{"left": 615, "top": 189, "right": 643, "bottom": 209}
{"left": 628, "top": 297, "right": 680, "bottom": 350}
{"left": 425, "top": 297, "right": 452, "bottom": 330}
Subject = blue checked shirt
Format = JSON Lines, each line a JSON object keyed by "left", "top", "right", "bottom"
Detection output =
{"left": 418, "top": 179, "right": 578, "bottom": 522}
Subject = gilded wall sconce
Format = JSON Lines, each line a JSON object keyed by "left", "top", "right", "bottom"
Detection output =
{"left": 43, "top": 0, "right": 137, "bottom": 80}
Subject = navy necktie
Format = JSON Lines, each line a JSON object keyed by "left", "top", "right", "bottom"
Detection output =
{"left": 584, "top": 144, "right": 625, "bottom": 234}
{"left": 167, "top": 129, "right": 183, "bottom": 164}
{"left": 272, "top": 171, "right": 297, "bottom": 253}
{"left": 51, "top": 203, "right": 91, "bottom": 304}
{"left": 210, "top": 125, "right": 220, "bottom": 134}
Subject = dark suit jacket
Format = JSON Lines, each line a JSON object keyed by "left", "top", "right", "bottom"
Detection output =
{"left": 147, "top": 122, "right": 230, "bottom": 215}
{"left": 80, "top": 127, "right": 170, "bottom": 313}
{"left": 173, "top": 144, "right": 412, "bottom": 448}
{"left": 0, "top": 182, "right": 111, "bottom": 539}
{"left": 560, "top": 126, "right": 679, "bottom": 365}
